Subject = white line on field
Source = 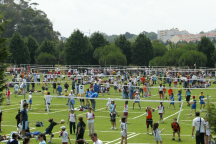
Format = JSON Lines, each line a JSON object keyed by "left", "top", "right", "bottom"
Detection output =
{"left": 163, "top": 109, "right": 184, "bottom": 121}
{"left": 105, "top": 133, "right": 135, "bottom": 144}
{"left": 116, "top": 133, "right": 141, "bottom": 144}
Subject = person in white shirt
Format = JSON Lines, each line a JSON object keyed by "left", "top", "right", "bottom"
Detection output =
{"left": 59, "top": 126, "right": 71, "bottom": 144}
{"left": 68, "top": 90, "right": 75, "bottom": 110}
{"left": 204, "top": 117, "right": 211, "bottom": 144}
{"left": 158, "top": 102, "right": 165, "bottom": 123}
{"left": 86, "top": 107, "right": 95, "bottom": 136}
{"left": 153, "top": 122, "right": 165, "bottom": 144}
{"left": 67, "top": 109, "right": 77, "bottom": 134}
{"left": 36, "top": 74, "right": 40, "bottom": 85}
{"left": 28, "top": 92, "right": 32, "bottom": 111}
{"left": 114, "top": 80, "right": 117, "bottom": 93}
{"left": 192, "top": 112, "right": 206, "bottom": 144}
{"left": 120, "top": 117, "right": 127, "bottom": 144}
{"left": 106, "top": 81, "right": 110, "bottom": 94}
{"left": 45, "top": 92, "right": 52, "bottom": 111}
{"left": 118, "top": 82, "right": 122, "bottom": 95}
{"left": 14, "top": 83, "right": 19, "bottom": 97}
{"left": 133, "top": 92, "right": 141, "bottom": 110}
{"left": 91, "top": 133, "right": 103, "bottom": 144}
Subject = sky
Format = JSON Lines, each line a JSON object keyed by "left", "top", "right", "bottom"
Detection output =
{"left": 30, "top": 0, "right": 216, "bottom": 37}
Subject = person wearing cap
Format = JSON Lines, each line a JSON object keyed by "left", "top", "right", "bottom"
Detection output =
{"left": 59, "top": 126, "right": 71, "bottom": 144}
{"left": 15, "top": 110, "right": 21, "bottom": 133}
{"left": 133, "top": 91, "right": 141, "bottom": 110}
{"left": 28, "top": 92, "right": 32, "bottom": 111}
{"left": 199, "top": 91, "right": 205, "bottom": 112}
{"left": 190, "top": 96, "right": 197, "bottom": 116}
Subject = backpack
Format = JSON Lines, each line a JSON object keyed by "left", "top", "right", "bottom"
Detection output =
{"left": 35, "top": 122, "right": 43, "bottom": 127}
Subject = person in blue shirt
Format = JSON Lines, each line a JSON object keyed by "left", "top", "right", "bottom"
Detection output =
{"left": 168, "top": 93, "right": 175, "bottom": 109}
{"left": 20, "top": 103, "right": 28, "bottom": 138}
{"left": 177, "top": 91, "right": 181, "bottom": 107}
{"left": 93, "top": 83, "right": 99, "bottom": 93}
{"left": 7, "top": 133, "right": 19, "bottom": 144}
{"left": 57, "top": 83, "right": 62, "bottom": 96}
{"left": 26, "top": 77, "right": 30, "bottom": 92}
{"left": 190, "top": 95, "right": 196, "bottom": 116}
{"left": 90, "top": 91, "right": 98, "bottom": 111}
{"left": 199, "top": 91, "right": 205, "bottom": 112}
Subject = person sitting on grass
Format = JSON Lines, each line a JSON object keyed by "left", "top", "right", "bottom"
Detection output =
{"left": 171, "top": 118, "right": 181, "bottom": 141}
{"left": 36, "top": 118, "right": 63, "bottom": 143}
{"left": 7, "top": 132, "right": 19, "bottom": 144}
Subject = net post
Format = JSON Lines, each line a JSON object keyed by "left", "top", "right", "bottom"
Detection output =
{"left": 45, "top": 95, "right": 49, "bottom": 114}
{"left": 177, "top": 101, "right": 183, "bottom": 122}
{"left": 207, "top": 95, "right": 209, "bottom": 115}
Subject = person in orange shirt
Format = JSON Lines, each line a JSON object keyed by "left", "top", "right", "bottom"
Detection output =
{"left": 141, "top": 76, "right": 145, "bottom": 83}
{"left": 143, "top": 83, "right": 147, "bottom": 97}
{"left": 146, "top": 106, "right": 155, "bottom": 134}
{"left": 163, "top": 85, "right": 167, "bottom": 99}
{"left": 168, "top": 86, "right": 173, "bottom": 100}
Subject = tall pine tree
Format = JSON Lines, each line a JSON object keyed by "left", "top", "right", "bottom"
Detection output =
{"left": 65, "top": 29, "right": 93, "bottom": 65}
{"left": 132, "top": 33, "right": 154, "bottom": 66}
{"left": 27, "top": 35, "right": 39, "bottom": 64}
{"left": 9, "top": 32, "right": 30, "bottom": 64}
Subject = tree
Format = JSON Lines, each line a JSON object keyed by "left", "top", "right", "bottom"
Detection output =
{"left": 65, "top": 29, "right": 94, "bottom": 65}
{"left": 0, "top": 0, "right": 60, "bottom": 44}
{"left": 178, "top": 50, "right": 207, "bottom": 67}
{"left": 0, "top": 14, "right": 10, "bottom": 105}
{"left": 197, "top": 37, "right": 215, "bottom": 67}
{"left": 132, "top": 33, "right": 154, "bottom": 66}
{"left": 114, "top": 34, "right": 132, "bottom": 65}
{"left": 179, "top": 43, "right": 197, "bottom": 51}
{"left": 162, "top": 49, "right": 185, "bottom": 66}
{"left": 93, "top": 43, "right": 127, "bottom": 66}
{"left": 152, "top": 42, "right": 167, "bottom": 57}
{"left": 125, "top": 32, "right": 136, "bottom": 39}
{"left": 27, "top": 35, "right": 38, "bottom": 64}
{"left": 55, "top": 41, "right": 65, "bottom": 64}
{"left": 144, "top": 31, "right": 157, "bottom": 41}
{"left": 35, "top": 52, "right": 56, "bottom": 65}
{"left": 90, "top": 32, "right": 109, "bottom": 64}
{"left": 207, "top": 103, "right": 216, "bottom": 135}
{"left": 9, "top": 32, "right": 30, "bottom": 64}
{"left": 35, "top": 39, "right": 55, "bottom": 57}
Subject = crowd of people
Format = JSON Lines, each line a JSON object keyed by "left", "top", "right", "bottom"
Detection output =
{"left": 4, "top": 67, "right": 215, "bottom": 144}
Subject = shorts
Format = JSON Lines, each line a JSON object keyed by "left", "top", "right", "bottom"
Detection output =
{"left": 47, "top": 103, "right": 50, "bottom": 105}
{"left": 29, "top": 99, "right": 32, "bottom": 104}
{"left": 107, "top": 87, "right": 110, "bottom": 91}
{"left": 119, "top": 89, "right": 121, "bottom": 92}
{"left": 110, "top": 113, "right": 116, "bottom": 122}
{"left": 159, "top": 91, "right": 163, "bottom": 94}
{"left": 186, "top": 95, "right": 190, "bottom": 102}
{"left": 14, "top": 91, "right": 18, "bottom": 94}
{"left": 22, "top": 121, "right": 28, "bottom": 130}
{"left": 37, "top": 79, "right": 40, "bottom": 82}
{"left": 79, "top": 99, "right": 84, "bottom": 102}
{"left": 178, "top": 97, "right": 181, "bottom": 101}
{"left": 191, "top": 105, "right": 196, "bottom": 109}
{"left": 121, "top": 79, "right": 124, "bottom": 82}
{"left": 154, "top": 136, "right": 162, "bottom": 142}
{"left": 123, "top": 112, "right": 128, "bottom": 116}
{"left": 200, "top": 101, "right": 205, "bottom": 105}
{"left": 159, "top": 113, "right": 163, "bottom": 118}
{"left": 144, "top": 92, "right": 147, "bottom": 96}
{"left": 135, "top": 101, "right": 140, "bottom": 103}
{"left": 62, "top": 142, "right": 68, "bottom": 144}
{"left": 121, "top": 131, "right": 127, "bottom": 137}
{"left": 174, "top": 81, "right": 177, "bottom": 85}
{"left": 42, "top": 87, "right": 45, "bottom": 90}
{"left": 114, "top": 86, "right": 117, "bottom": 90}
{"left": 170, "top": 102, "right": 174, "bottom": 105}
{"left": 146, "top": 119, "right": 153, "bottom": 128}
{"left": 174, "top": 129, "right": 180, "bottom": 133}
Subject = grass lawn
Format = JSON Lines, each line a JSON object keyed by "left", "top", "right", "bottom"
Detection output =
{"left": 1, "top": 75, "right": 215, "bottom": 144}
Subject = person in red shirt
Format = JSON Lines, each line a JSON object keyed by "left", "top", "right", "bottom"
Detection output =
{"left": 171, "top": 118, "right": 181, "bottom": 141}
{"left": 140, "top": 76, "right": 145, "bottom": 83}
{"left": 6, "top": 88, "right": 11, "bottom": 105}
{"left": 168, "top": 86, "right": 173, "bottom": 100}
{"left": 146, "top": 106, "right": 155, "bottom": 134}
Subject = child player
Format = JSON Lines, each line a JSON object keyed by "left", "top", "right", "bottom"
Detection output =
{"left": 190, "top": 96, "right": 196, "bottom": 116}
{"left": 168, "top": 93, "right": 175, "bottom": 109}
{"left": 36, "top": 118, "right": 63, "bottom": 143}
{"left": 6, "top": 88, "right": 10, "bottom": 105}
{"left": 168, "top": 86, "right": 173, "bottom": 100}
{"left": 15, "top": 110, "right": 21, "bottom": 134}
{"left": 120, "top": 117, "right": 127, "bottom": 144}
{"left": 177, "top": 91, "right": 181, "bottom": 107}
{"left": 133, "top": 91, "right": 141, "bottom": 110}
{"left": 118, "top": 82, "right": 122, "bottom": 95}
{"left": 171, "top": 118, "right": 181, "bottom": 141}
{"left": 45, "top": 92, "right": 52, "bottom": 111}
{"left": 158, "top": 102, "right": 165, "bottom": 123}
{"left": 28, "top": 92, "right": 32, "bottom": 111}
{"left": 59, "top": 126, "right": 71, "bottom": 144}
{"left": 146, "top": 106, "right": 155, "bottom": 134}
{"left": 153, "top": 122, "right": 164, "bottom": 144}
{"left": 199, "top": 91, "right": 205, "bottom": 111}
{"left": 67, "top": 109, "right": 77, "bottom": 134}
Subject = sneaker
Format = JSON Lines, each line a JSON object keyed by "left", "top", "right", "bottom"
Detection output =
{"left": 190, "top": 113, "right": 192, "bottom": 116}
{"left": 167, "top": 107, "right": 169, "bottom": 109}
{"left": 147, "top": 132, "right": 149, "bottom": 134}
{"left": 119, "top": 120, "right": 121, "bottom": 123}
{"left": 118, "top": 114, "right": 120, "bottom": 117}
{"left": 114, "top": 127, "right": 116, "bottom": 130}
{"left": 200, "top": 109, "right": 202, "bottom": 112}
{"left": 162, "top": 120, "right": 164, "bottom": 123}
{"left": 172, "top": 138, "right": 175, "bottom": 141}
{"left": 45, "top": 109, "right": 47, "bottom": 111}
{"left": 132, "top": 108, "right": 134, "bottom": 109}
{"left": 202, "top": 108, "right": 204, "bottom": 111}
{"left": 158, "top": 121, "right": 160, "bottom": 123}
{"left": 36, "top": 136, "right": 38, "bottom": 141}
{"left": 48, "top": 140, "right": 53, "bottom": 143}
{"left": 179, "top": 138, "right": 181, "bottom": 141}
{"left": 110, "top": 127, "right": 114, "bottom": 129}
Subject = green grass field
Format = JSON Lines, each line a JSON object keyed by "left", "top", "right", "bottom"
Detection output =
{"left": 1, "top": 75, "right": 215, "bottom": 144}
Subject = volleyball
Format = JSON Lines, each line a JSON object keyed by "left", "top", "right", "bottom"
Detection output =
{"left": 60, "top": 119, "right": 65, "bottom": 124}
{"left": 189, "top": 100, "right": 194, "bottom": 105}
